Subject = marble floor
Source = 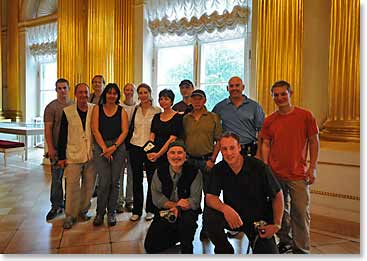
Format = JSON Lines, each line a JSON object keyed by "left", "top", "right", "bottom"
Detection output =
{"left": 0, "top": 148, "right": 361, "bottom": 254}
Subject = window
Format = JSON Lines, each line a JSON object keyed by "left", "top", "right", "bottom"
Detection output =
{"left": 156, "top": 45, "right": 194, "bottom": 103}
{"left": 39, "top": 62, "right": 57, "bottom": 116}
{"left": 154, "top": 37, "right": 248, "bottom": 111}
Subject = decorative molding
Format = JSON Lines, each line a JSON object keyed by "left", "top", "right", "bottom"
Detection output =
{"left": 311, "top": 189, "right": 360, "bottom": 201}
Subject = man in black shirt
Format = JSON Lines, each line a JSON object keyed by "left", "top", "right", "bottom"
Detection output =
{"left": 204, "top": 132, "right": 284, "bottom": 254}
{"left": 172, "top": 79, "right": 194, "bottom": 114}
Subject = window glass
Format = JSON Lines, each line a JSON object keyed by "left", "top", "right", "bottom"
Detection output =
{"left": 39, "top": 62, "right": 57, "bottom": 116}
{"left": 156, "top": 45, "right": 194, "bottom": 102}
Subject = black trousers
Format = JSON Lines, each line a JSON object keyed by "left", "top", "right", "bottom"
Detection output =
{"left": 129, "top": 144, "right": 157, "bottom": 216}
{"left": 144, "top": 209, "right": 199, "bottom": 254}
{"left": 203, "top": 207, "right": 279, "bottom": 254}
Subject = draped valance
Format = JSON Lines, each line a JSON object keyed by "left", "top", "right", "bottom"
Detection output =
{"left": 146, "top": 0, "right": 250, "bottom": 37}
{"left": 26, "top": 22, "right": 57, "bottom": 63}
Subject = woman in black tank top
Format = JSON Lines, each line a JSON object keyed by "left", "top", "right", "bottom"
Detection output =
{"left": 91, "top": 83, "right": 128, "bottom": 227}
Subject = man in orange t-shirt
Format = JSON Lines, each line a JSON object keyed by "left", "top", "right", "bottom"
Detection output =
{"left": 260, "top": 80, "right": 319, "bottom": 254}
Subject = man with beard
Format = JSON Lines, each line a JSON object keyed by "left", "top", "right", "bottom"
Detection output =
{"left": 144, "top": 140, "right": 202, "bottom": 254}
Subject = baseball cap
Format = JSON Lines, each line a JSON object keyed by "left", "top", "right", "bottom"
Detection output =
{"left": 179, "top": 79, "right": 193, "bottom": 88}
{"left": 191, "top": 89, "right": 206, "bottom": 99}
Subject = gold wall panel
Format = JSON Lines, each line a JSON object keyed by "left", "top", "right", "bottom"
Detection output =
{"left": 57, "top": 0, "right": 88, "bottom": 95}
{"left": 6, "top": 0, "right": 22, "bottom": 120}
{"left": 255, "top": 0, "right": 303, "bottom": 115}
{"left": 114, "top": 0, "right": 134, "bottom": 90}
{"left": 86, "top": 0, "right": 115, "bottom": 85}
{"left": 320, "top": 0, "right": 360, "bottom": 142}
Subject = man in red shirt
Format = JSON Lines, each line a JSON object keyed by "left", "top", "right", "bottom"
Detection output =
{"left": 260, "top": 80, "right": 319, "bottom": 254}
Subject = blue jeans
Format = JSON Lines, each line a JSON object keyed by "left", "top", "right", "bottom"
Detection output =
{"left": 118, "top": 144, "right": 133, "bottom": 205}
{"left": 50, "top": 164, "right": 64, "bottom": 209}
{"left": 94, "top": 140, "right": 124, "bottom": 214}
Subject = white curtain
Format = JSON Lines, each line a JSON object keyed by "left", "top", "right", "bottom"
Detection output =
{"left": 26, "top": 22, "right": 57, "bottom": 63}
{"left": 146, "top": 0, "right": 250, "bottom": 38}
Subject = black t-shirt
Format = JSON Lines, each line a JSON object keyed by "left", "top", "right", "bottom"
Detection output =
{"left": 172, "top": 101, "right": 193, "bottom": 115}
{"left": 207, "top": 156, "right": 281, "bottom": 226}
{"left": 150, "top": 113, "right": 183, "bottom": 151}
{"left": 98, "top": 104, "right": 122, "bottom": 141}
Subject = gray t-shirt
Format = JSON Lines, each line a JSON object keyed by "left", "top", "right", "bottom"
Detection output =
{"left": 43, "top": 99, "right": 74, "bottom": 148}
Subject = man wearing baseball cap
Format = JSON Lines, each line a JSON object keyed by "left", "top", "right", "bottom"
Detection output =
{"left": 145, "top": 140, "right": 203, "bottom": 253}
{"left": 183, "top": 89, "right": 222, "bottom": 241}
{"left": 172, "top": 79, "right": 194, "bottom": 114}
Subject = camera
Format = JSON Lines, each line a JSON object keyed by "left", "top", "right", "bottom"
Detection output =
{"left": 253, "top": 220, "right": 267, "bottom": 234}
{"left": 159, "top": 210, "right": 177, "bottom": 223}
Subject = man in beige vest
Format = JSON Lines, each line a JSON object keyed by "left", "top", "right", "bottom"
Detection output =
{"left": 58, "top": 83, "right": 96, "bottom": 229}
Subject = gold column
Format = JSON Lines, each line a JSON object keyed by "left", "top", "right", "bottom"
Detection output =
{"left": 0, "top": 0, "right": 5, "bottom": 120}
{"left": 256, "top": 0, "right": 304, "bottom": 115}
{"left": 114, "top": 0, "right": 134, "bottom": 89}
{"left": 86, "top": 0, "right": 115, "bottom": 84}
{"left": 6, "top": 0, "right": 22, "bottom": 120}
{"left": 57, "top": 0, "right": 88, "bottom": 95}
{"left": 320, "top": 0, "right": 360, "bottom": 142}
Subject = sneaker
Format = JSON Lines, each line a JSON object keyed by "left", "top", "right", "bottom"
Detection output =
{"left": 130, "top": 214, "right": 140, "bottom": 221}
{"left": 63, "top": 216, "right": 76, "bottom": 229}
{"left": 117, "top": 204, "right": 124, "bottom": 214}
{"left": 107, "top": 213, "right": 117, "bottom": 226}
{"left": 125, "top": 202, "right": 133, "bottom": 212}
{"left": 278, "top": 243, "right": 292, "bottom": 254}
{"left": 145, "top": 212, "right": 154, "bottom": 221}
{"left": 93, "top": 214, "right": 104, "bottom": 226}
{"left": 78, "top": 212, "right": 92, "bottom": 222}
{"left": 46, "top": 207, "right": 63, "bottom": 221}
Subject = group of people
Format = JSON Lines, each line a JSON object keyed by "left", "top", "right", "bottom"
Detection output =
{"left": 43, "top": 75, "right": 319, "bottom": 254}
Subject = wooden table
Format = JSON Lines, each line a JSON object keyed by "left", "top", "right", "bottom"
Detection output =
{"left": 0, "top": 122, "right": 44, "bottom": 160}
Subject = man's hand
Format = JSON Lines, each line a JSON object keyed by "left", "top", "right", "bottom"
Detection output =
{"left": 47, "top": 147, "right": 57, "bottom": 160}
{"left": 306, "top": 166, "right": 316, "bottom": 185}
{"left": 169, "top": 207, "right": 179, "bottom": 218}
{"left": 58, "top": 159, "right": 67, "bottom": 169}
{"left": 222, "top": 205, "right": 243, "bottom": 230}
{"left": 205, "top": 159, "right": 215, "bottom": 170}
{"left": 176, "top": 198, "right": 191, "bottom": 210}
{"left": 258, "top": 224, "right": 281, "bottom": 239}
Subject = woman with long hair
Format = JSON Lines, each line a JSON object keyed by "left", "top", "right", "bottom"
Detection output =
{"left": 129, "top": 83, "right": 161, "bottom": 221}
{"left": 91, "top": 83, "right": 128, "bottom": 226}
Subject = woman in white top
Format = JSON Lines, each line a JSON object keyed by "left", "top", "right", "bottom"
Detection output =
{"left": 128, "top": 83, "right": 161, "bottom": 221}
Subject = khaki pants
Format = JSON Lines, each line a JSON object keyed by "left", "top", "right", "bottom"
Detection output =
{"left": 64, "top": 161, "right": 96, "bottom": 218}
{"left": 277, "top": 179, "right": 310, "bottom": 254}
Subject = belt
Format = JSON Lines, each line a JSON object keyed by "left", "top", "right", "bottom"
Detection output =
{"left": 188, "top": 153, "right": 212, "bottom": 161}
{"left": 241, "top": 141, "right": 257, "bottom": 149}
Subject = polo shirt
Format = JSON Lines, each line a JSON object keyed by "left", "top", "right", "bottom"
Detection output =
{"left": 183, "top": 109, "right": 222, "bottom": 157}
{"left": 212, "top": 95, "right": 265, "bottom": 144}
{"left": 207, "top": 156, "right": 281, "bottom": 225}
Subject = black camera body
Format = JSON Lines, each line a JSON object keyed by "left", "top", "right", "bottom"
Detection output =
{"left": 253, "top": 220, "right": 267, "bottom": 234}
{"left": 159, "top": 210, "right": 177, "bottom": 223}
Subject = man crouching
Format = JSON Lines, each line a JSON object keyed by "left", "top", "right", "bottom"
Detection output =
{"left": 144, "top": 140, "right": 203, "bottom": 254}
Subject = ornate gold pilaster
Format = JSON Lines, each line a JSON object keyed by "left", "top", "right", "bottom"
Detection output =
{"left": 57, "top": 0, "right": 88, "bottom": 95}
{"left": 6, "top": 0, "right": 22, "bottom": 121}
{"left": 256, "top": 0, "right": 304, "bottom": 115}
{"left": 86, "top": 0, "right": 115, "bottom": 84}
{"left": 320, "top": 0, "right": 360, "bottom": 142}
{"left": 114, "top": 0, "right": 134, "bottom": 88}
{"left": 0, "top": 0, "right": 5, "bottom": 120}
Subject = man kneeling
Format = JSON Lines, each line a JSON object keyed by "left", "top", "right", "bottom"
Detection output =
{"left": 144, "top": 140, "right": 203, "bottom": 254}
{"left": 204, "top": 132, "right": 284, "bottom": 254}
